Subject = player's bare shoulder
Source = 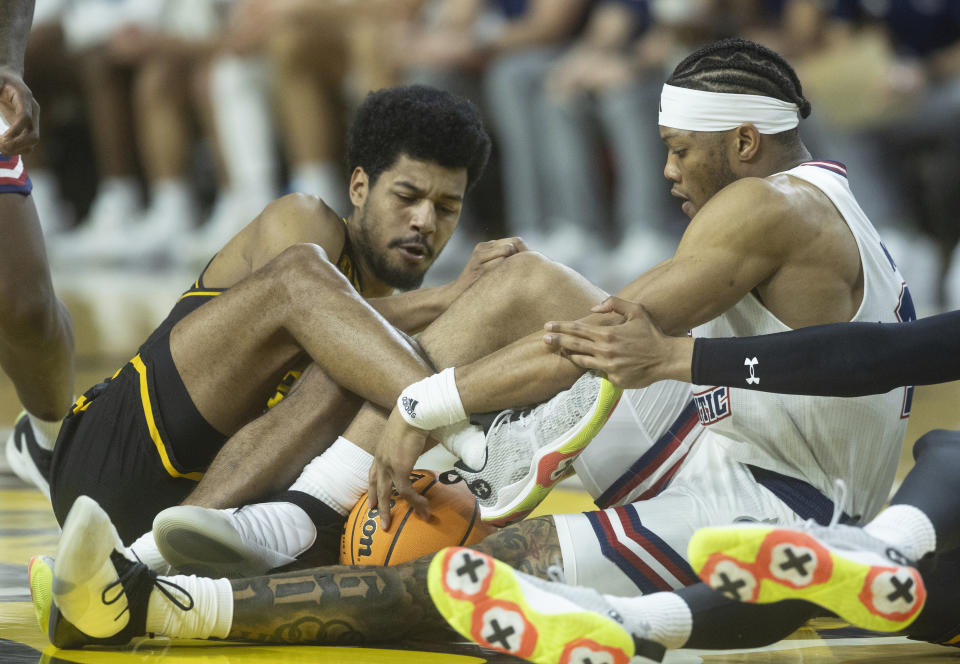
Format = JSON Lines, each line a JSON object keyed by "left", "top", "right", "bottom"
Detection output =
{"left": 688, "top": 176, "right": 799, "bottom": 246}
{"left": 252, "top": 193, "right": 345, "bottom": 252}
{"left": 202, "top": 193, "right": 347, "bottom": 288}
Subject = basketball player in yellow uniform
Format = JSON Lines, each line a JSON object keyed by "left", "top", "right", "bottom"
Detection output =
{"left": 44, "top": 85, "right": 512, "bottom": 548}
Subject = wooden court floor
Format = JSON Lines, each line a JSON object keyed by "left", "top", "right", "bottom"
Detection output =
{"left": 2, "top": 265, "right": 960, "bottom": 663}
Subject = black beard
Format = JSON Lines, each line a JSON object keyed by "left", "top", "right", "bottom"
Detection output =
{"left": 355, "top": 208, "right": 427, "bottom": 291}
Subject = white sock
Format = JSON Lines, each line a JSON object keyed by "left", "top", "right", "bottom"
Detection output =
{"left": 126, "top": 530, "right": 172, "bottom": 575}
{"left": 290, "top": 437, "right": 373, "bottom": 515}
{"left": 210, "top": 55, "right": 278, "bottom": 196}
{"left": 290, "top": 162, "right": 345, "bottom": 213}
{"left": 100, "top": 175, "right": 139, "bottom": 198}
{"left": 145, "top": 575, "right": 233, "bottom": 639}
{"left": 436, "top": 421, "right": 486, "bottom": 470}
{"left": 605, "top": 591, "right": 692, "bottom": 650}
{"left": 864, "top": 504, "right": 937, "bottom": 560}
{"left": 147, "top": 179, "right": 195, "bottom": 223}
{"left": 26, "top": 413, "right": 62, "bottom": 451}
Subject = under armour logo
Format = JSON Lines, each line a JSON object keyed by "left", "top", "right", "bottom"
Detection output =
{"left": 401, "top": 396, "right": 419, "bottom": 418}
{"left": 744, "top": 357, "right": 759, "bottom": 385}
{"left": 469, "top": 479, "right": 492, "bottom": 500}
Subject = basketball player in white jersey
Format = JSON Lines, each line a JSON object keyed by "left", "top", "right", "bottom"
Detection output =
{"left": 27, "top": 37, "right": 947, "bottom": 664}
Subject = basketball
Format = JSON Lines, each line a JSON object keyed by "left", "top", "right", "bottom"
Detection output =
{"left": 340, "top": 468, "right": 495, "bottom": 566}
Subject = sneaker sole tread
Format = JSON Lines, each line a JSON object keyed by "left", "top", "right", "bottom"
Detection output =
{"left": 689, "top": 526, "right": 926, "bottom": 633}
{"left": 428, "top": 546, "right": 635, "bottom": 664}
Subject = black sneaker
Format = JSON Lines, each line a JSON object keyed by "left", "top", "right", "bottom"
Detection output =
{"left": 5, "top": 411, "right": 53, "bottom": 497}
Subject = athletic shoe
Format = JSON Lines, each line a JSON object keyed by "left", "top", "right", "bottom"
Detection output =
{"left": 456, "top": 372, "right": 622, "bottom": 526}
{"left": 51, "top": 495, "right": 191, "bottom": 647}
{"left": 5, "top": 411, "right": 53, "bottom": 498}
{"left": 689, "top": 523, "right": 926, "bottom": 633}
{"left": 428, "top": 546, "right": 665, "bottom": 664}
{"left": 152, "top": 490, "right": 343, "bottom": 577}
{"left": 29, "top": 555, "right": 108, "bottom": 649}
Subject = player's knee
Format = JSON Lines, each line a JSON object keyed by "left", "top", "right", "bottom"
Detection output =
{"left": 268, "top": 242, "right": 352, "bottom": 302}
{"left": 496, "top": 251, "right": 576, "bottom": 299}
{"left": 912, "top": 429, "right": 960, "bottom": 461}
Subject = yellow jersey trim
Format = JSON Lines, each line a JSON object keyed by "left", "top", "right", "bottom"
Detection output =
{"left": 131, "top": 354, "right": 203, "bottom": 482}
{"left": 178, "top": 290, "right": 224, "bottom": 301}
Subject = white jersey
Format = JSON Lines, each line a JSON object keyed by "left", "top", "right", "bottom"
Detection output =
{"left": 691, "top": 160, "right": 913, "bottom": 522}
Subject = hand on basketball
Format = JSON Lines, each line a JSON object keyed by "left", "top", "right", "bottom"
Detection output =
{"left": 0, "top": 66, "right": 39, "bottom": 155}
{"left": 542, "top": 296, "right": 694, "bottom": 388}
{"left": 369, "top": 408, "right": 431, "bottom": 530}
{"left": 451, "top": 237, "right": 528, "bottom": 297}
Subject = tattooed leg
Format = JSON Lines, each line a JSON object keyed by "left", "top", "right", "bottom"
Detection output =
{"left": 229, "top": 556, "right": 455, "bottom": 644}
{"left": 226, "top": 516, "right": 561, "bottom": 644}
{"left": 470, "top": 516, "right": 562, "bottom": 579}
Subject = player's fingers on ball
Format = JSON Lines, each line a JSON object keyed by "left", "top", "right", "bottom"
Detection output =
{"left": 367, "top": 467, "right": 379, "bottom": 510}
{"left": 377, "top": 470, "right": 394, "bottom": 530}
{"left": 406, "top": 491, "right": 431, "bottom": 521}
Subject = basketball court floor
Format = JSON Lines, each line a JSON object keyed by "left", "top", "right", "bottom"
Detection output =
{"left": 2, "top": 263, "right": 960, "bottom": 663}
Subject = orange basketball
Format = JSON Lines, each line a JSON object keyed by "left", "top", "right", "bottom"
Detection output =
{"left": 340, "top": 468, "right": 494, "bottom": 566}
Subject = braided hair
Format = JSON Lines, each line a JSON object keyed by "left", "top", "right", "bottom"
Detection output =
{"left": 667, "top": 39, "right": 811, "bottom": 145}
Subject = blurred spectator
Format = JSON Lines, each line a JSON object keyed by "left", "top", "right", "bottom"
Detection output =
{"left": 55, "top": 0, "right": 148, "bottom": 259}
{"left": 225, "top": 1, "right": 351, "bottom": 214}
{"left": 54, "top": 0, "right": 225, "bottom": 262}
{"left": 394, "top": 0, "right": 592, "bottom": 249}
{"left": 539, "top": 0, "right": 717, "bottom": 287}
{"left": 186, "top": 0, "right": 426, "bottom": 264}
{"left": 777, "top": 0, "right": 960, "bottom": 312}
{"left": 21, "top": 0, "right": 79, "bottom": 237}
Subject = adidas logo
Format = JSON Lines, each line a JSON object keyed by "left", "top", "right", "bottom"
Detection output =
{"left": 401, "top": 396, "right": 419, "bottom": 419}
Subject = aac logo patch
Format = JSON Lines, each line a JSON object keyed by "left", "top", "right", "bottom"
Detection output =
{"left": 693, "top": 386, "right": 731, "bottom": 425}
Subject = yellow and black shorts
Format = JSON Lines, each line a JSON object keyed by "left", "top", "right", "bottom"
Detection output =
{"left": 50, "top": 331, "right": 226, "bottom": 544}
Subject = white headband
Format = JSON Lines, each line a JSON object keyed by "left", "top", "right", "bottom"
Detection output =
{"left": 659, "top": 84, "right": 799, "bottom": 134}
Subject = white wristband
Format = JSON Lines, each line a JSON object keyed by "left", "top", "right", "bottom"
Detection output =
{"left": 397, "top": 367, "right": 467, "bottom": 431}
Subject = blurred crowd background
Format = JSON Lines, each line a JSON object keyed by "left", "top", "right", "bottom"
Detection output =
{"left": 22, "top": 0, "right": 960, "bottom": 314}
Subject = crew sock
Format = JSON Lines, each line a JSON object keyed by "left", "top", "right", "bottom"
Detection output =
{"left": 290, "top": 437, "right": 373, "bottom": 515}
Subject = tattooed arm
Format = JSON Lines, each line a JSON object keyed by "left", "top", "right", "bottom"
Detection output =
{"left": 227, "top": 516, "right": 562, "bottom": 644}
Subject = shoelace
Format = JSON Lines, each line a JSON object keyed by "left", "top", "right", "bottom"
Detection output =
{"left": 799, "top": 477, "right": 849, "bottom": 532}
{"left": 828, "top": 478, "right": 849, "bottom": 529}
{"left": 102, "top": 561, "right": 194, "bottom": 622}
{"left": 490, "top": 408, "right": 533, "bottom": 433}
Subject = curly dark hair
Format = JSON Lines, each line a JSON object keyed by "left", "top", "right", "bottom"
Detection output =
{"left": 667, "top": 39, "right": 811, "bottom": 146}
{"left": 347, "top": 85, "right": 491, "bottom": 192}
